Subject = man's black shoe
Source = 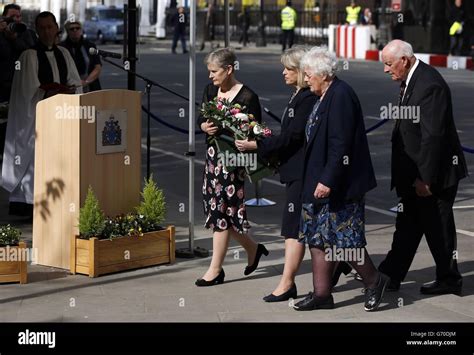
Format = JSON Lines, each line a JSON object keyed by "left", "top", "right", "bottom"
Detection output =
{"left": 364, "top": 273, "right": 390, "bottom": 312}
{"left": 293, "top": 292, "right": 334, "bottom": 311}
{"left": 420, "top": 280, "right": 462, "bottom": 296}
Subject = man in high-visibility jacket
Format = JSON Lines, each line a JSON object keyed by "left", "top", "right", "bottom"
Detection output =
{"left": 281, "top": 0, "right": 296, "bottom": 51}
{"left": 346, "top": 0, "right": 361, "bottom": 25}
{"left": 449, "top": 0, "right": 465, "bottom": 55}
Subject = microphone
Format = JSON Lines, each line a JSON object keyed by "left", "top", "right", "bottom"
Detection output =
{"left": 89, "top": 47, "right": 122, "bottom": 59}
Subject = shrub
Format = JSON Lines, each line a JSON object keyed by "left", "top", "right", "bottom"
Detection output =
{"left": 79, "top": 186, "right": 105, "bottom": 239}
{"left": 0, "top": 225, "right": 21, "bottom": 246}
{"left": 135, "top": 175, "right": 166, "bottom": 233}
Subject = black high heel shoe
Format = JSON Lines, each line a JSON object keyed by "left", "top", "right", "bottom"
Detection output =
{"left": 244, "top": 244, "right": 269, "bottom": 276}
{"left": 332, "top": 262, "right": 353, "bottom": 287}
{"left": 195, "top": 269, "right": 225, "bottom": 287}
{"left": 263, "top": 284, "right": 297, "bottom": 302}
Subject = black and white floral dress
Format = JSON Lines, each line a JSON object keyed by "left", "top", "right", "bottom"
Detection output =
{"left": 197, "top": 83, "right": 262, "bottom": 234}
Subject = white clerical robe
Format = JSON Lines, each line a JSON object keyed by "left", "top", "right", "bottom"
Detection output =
{"left": 1, "top": 46, "right": 82, "bottom": 204}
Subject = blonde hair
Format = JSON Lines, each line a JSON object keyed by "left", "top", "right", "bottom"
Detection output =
{"left": 281, "top": 46, "right": 309, "bottom": 88}
{"left": 205, "top": 47, "right": 237, "bottom": 69}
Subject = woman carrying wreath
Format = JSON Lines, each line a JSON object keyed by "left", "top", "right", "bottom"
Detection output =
{"left": 195, "top": 48, "right": 269, "bottom": 287}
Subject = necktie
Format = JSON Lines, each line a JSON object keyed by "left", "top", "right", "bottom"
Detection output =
{"left": 394, "top": 81, "right": 407, "bottom": 133}
{"left": 305, "top": 99, "right": 321, "bottom": 142}
{"left": 398, "top": 81, "right": 407, "bottom": 106}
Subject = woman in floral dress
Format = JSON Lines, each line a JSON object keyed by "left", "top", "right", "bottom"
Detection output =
{"left": 195, "top": 48, "right": 269, "bottom": 286}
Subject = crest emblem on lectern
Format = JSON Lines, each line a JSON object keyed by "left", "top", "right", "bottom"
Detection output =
{"left": 96, "top": 109, "right": 127, "bottom": 155}
{"left": 102, "top": 114, "right": 122, "bottom": 146}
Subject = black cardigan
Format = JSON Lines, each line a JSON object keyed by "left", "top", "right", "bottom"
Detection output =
{"left": 257, "top": 87, "right": 317, "bottom": 183}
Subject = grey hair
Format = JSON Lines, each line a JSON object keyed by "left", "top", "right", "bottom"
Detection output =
{"left": 384, "top": 40, "right": 415, "bottom": 59}
{"left": 281, "top": 45, "right": 310, "bottom": 88}
{"left": 300, "top": 46, "right": 338, "bottom": 77}
{"left": 205, "top": 47, "right": 237, "bottom": 69}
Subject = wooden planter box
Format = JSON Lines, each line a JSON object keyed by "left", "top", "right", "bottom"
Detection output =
{"left": 0, "top": 241, "right": 28, "bottom": 284}
{"left": 70, "top": 226, "right": 175, "bottom": 278}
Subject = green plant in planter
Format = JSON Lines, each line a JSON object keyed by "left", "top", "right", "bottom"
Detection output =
{"left": 135, "top": 175, "right": 166, "bottom": 233}
{"left": 79, "top": 186, "right": 105, "bottom": 239}
{"left": 0, "top": 224, "right": 21, "bottom": 246}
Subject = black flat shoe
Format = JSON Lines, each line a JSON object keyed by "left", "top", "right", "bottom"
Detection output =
{"left": 293, "top": 292, "right": 334, "bottom": 311}
{"left": 420, "top": 280, "right": 462, "bottom": 296}
{"left": 263, "top": 284, "right": 297, "bottom": 303}
{"left": 195, "top": 269, "right": 225, "bottom": 287}
{"left": 244, "top": 244, "right": 269, "bottom": 276}
{"left": 364, "top": 272, "right": 390, "bottom": 312}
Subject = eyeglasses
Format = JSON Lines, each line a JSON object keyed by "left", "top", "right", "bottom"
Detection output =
{"left": 69, "top": 27, "right": 81, "bottom": 31}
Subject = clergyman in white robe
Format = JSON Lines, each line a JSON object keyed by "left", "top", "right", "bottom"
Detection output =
{"left": 1, "top": 46, "right": 82, "bottom": 205}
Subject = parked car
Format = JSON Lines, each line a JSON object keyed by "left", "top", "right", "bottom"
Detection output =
{"left": 83, "top": 6, "right": 124, "bottom": 44}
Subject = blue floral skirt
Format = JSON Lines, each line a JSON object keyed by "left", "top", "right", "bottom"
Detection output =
{"left": 299, "top": 199, "right": 366, "bottom": 249}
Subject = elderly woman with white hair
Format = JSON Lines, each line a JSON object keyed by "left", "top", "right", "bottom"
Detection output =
{"left": 293, "top": 46, "right": 390, "bottom": 312}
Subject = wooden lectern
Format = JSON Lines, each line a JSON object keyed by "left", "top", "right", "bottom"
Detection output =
{"left": 33, "top": 90, "right": 142, "bottom": 269}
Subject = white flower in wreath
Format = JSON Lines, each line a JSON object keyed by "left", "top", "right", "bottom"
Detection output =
{"left": 225, "top": 184, "right": 235, "bottom": 198}
{"left": 235, "top": 113, "right": 249, "bottom": 123}
{"left": 211, "top": 179, "right": 217, "bottom": 188}
{"left": 237, "top": 207, "right": 245, "bottom": 219}
{"left": 211, "top": 202, "right": 217, "bottom": 211}
{"left": 214, "top": 166, "right": 221, "bottom": 176}
{"left": 253, "top": 124, "right": 263, "bottom": 136}
{"left": 207, "top": 146, "right": 215, "bottom": 158}
{"left": 226, "top": 207, "right": 234, "bottom": 216}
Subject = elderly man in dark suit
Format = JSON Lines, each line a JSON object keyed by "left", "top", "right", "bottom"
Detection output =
{"left": 378, "top": 40, "right": 468, "bottom": 295}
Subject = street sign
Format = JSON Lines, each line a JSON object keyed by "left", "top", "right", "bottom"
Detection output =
{"left": 392, "top": 0, "right": 402, "bottom": 12}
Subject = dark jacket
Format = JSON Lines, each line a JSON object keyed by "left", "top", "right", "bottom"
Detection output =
{"left": 172, "top": 11, "right": 187, "bottom": 34}
{"left": 391, "top": 61, "right": 468, "bottom": 197}
{"left": 257, "top": 87, "right": 317, "bottom": 183}
{"left": 0, "top": 29, "right": 37, "bottom": 102}
{"left": 59, "top": 37, "right": 102, "bottom": 91}
{"left": 301, "top": 77, "right": 377, "bottom": 206}
{"left": 450, "top": 4, "right": 465, "bottom": 25}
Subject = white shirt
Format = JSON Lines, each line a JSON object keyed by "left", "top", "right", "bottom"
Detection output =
{"left": 402, "top": 58, "right": 420, "bottom": 100}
